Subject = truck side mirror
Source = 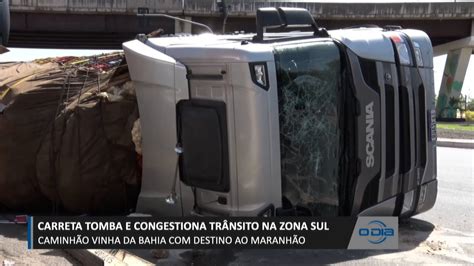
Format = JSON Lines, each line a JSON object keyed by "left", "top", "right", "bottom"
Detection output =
{"left": 0, "top": 0, "right": 10, "bottom": 46}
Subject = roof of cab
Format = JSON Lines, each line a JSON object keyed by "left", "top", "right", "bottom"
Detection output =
{"left": 144, "top": 32, "right": 336, "bottom": 63}
{"left": 143, "top": 28, "right": 397, "bottom": 63}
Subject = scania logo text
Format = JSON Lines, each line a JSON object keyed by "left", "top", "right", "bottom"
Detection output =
{"left": 365, "top": 102, "right": 375, "bottom": 168}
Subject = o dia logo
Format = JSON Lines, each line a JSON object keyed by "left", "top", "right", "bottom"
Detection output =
{"left": 358, "top": 220, "right": 394, "bottom": 244}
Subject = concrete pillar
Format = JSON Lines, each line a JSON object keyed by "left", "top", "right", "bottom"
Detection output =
{"left": 174, "top": 16, "right": 192, "bottom": 34}
{"left": 436, "top": 47, "right": 473, "bottom": 118}
{"left": 471, "top": 19, "right": 474, "bottom": 36}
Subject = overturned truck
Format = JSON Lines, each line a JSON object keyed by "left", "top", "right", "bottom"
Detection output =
{"left": 124, "top": 7, "right": 438, "bottom": 217}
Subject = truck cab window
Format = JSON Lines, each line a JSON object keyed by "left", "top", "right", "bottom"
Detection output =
{"left": 274, "top": 41, "right": 343, "bottom": 216}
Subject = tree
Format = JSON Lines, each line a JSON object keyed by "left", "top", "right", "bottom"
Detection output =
{"left": 447, "top": 95, "right": 465, "bottom": 118}
{"left": 467, "top": 97, "right": 474, "bottom": 112}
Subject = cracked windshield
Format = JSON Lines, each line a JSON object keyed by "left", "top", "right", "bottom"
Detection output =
{"left": 275, "top": 41, "right": 342, "bottom": 216}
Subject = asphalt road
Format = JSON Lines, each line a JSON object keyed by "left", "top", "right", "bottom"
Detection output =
{"left": 416, "top": 147, "right": 473, "bottom": 232}
{"left": 0, "top": 147, "right": 472, "bottom": 265}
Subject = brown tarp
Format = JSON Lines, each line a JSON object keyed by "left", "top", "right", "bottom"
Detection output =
{"left": 0, "top": 54, "right": 140, "bottom": 214}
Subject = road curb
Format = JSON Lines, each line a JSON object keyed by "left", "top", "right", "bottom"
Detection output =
{"left": 65, "top": 249, "right": 154, "bottom": 266}
{"left": 437, "top": 138, "right": 474, "bottom": 149}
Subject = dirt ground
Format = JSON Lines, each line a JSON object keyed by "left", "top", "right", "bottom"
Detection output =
{"left": 372, "top": 220, "right": 474, "bottom": 264}
{"left": 0, "top": 221, "right": 78, "bottom": 266}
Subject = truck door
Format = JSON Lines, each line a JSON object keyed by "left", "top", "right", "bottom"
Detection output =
{"left": 123, "top": 39, "right": 194, "bottom": 216}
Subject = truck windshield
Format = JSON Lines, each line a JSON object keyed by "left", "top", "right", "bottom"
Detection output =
{"left": 274, "top": 41, "right": 343, "bottom": 216}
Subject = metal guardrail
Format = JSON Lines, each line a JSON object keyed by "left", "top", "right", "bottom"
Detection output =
{"left": 9, "top": 0, "right": 183, "bottom": 14}
{"left": 8, "top": 1, "right": 474, "bottom": 19}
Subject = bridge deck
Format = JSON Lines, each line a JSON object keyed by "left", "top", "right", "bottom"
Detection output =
{"left": 7, "top": 1, "right": 474, "bottom": 49}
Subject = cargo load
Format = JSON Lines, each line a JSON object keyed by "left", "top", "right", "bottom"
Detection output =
{"left": 0, "top": 53, "right": 141, "bottom": 214}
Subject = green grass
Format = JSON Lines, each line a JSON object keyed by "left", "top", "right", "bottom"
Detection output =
{"left": 437, "top": 123, "right": 474, "bottom": 131}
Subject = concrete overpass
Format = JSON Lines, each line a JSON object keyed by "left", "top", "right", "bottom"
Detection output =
{"left": 6, "top": 0, "right": 474, "bottom": 118}
{"left": 7, "top": 0, "right": 474, "bottom": 49}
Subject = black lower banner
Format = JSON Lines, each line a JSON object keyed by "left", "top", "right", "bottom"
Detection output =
{"left": 27, "top": 216, "right": 398, "bottom": 249}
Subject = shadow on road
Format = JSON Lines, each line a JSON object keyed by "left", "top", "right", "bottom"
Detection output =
{"left": 147, "top": 218, "right": 435, "bottom": 265}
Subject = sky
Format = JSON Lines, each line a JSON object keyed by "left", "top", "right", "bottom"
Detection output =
{"left": 1, "top": 47, "right": 473, "bottom": 99}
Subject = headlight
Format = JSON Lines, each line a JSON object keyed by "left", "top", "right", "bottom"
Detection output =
{"left": 413, "top": 41, "right": 424, "bottom": 67}
{"left": 389, "top": 34, "right": 411, "bottom": 66}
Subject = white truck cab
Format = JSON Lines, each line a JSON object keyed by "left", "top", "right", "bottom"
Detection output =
{"left": 123, "top": 7, "right": 437, "bottom": 217}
